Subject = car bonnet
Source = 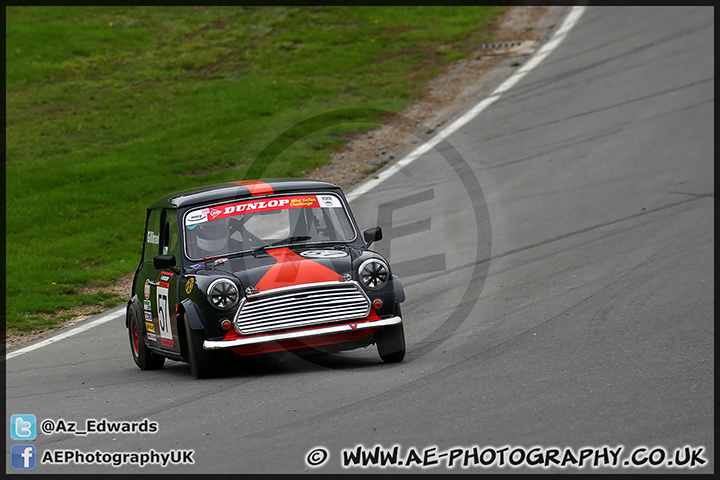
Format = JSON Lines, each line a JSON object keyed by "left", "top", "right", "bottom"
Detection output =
{"left": 215, "top": 246, "right": 355, "bottom": 295}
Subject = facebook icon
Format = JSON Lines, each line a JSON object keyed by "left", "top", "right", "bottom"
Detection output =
{"left": 11, "top": 444, "right": 37, "bottom": 470}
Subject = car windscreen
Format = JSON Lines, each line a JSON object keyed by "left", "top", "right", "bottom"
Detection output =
{"left": 183, "top": 194, "right": 356, "bottom": 260}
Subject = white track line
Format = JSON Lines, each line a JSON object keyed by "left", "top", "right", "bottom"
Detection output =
{"left": 5, "top": 306, "right": 125, "bottom": 361}
{"left": 346, "top": 5, "right": 586, "bottom": 202}
{"left": 5, "top": 6, "right": 586, "bottom": 361}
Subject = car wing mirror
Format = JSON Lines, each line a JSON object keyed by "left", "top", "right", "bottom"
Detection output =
{"left": 153, "top": 254, "right": 176, "bottom": 270}
{"left": 363, "top": 227, "right": 382, "bottom": 248}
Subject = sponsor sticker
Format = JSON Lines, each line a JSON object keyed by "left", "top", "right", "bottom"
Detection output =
{"left": 144, "top": 312, "right": 155, "bottom": 333}
{"left": 143, "top": 299, "right": 152, "bottom": 311}
{"left": 300, "top": 250, "right": 348, "bottom": 259}
{"left": 144, "top": 280, "right": 151, "bottom": 300}
{"left": 185, "top": 277, "right": 195, "bottom": 295}
{"left": 187, "top": 211, "right": 207, "bottom": 223}
{"left": 317, "top": 195, "right": 341, "bottom": 208}
{"left": 185, "top": 195, "right": 341, "bottom": 226}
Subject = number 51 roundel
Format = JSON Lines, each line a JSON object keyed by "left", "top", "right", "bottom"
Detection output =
{"left": 157, "top": 272, "right": 174, "bottom": 348}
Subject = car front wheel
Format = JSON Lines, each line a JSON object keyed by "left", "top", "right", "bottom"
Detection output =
{"left": 128, "top": 308, "right": 165, "bottom": 370}
{"left": 376, "top": 304, "right": 406, "bottom": 363}
{"left": 184, "top": 318, "right": 217, "bottom": 379}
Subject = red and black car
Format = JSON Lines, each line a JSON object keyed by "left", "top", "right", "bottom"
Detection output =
{"left": 127, "top": 179, "right": 406, "bottom": 378}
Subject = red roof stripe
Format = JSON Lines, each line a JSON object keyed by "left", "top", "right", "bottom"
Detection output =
{"left": 233, "top": 180, "right": 274, "bottom": 196}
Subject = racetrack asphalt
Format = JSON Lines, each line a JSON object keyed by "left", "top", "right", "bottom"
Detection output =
{"left": 5, "top": 6, "right": 713, "bottom": 474}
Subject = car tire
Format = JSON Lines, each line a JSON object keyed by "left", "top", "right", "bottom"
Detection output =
{"left": 184, "top": 318, "right": 216, "bottom": 379}
{"left": 129, "top": 308, "right": 165, "bottom": 370}
{"left": 376, "top": 304, "right": 406, "bottom": 363}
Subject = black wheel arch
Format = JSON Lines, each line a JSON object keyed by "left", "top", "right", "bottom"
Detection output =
{"left": 176, "top": 299, "right": 207, "bottom": 363}
{"left": 392, "top": 275, "right": 406, "bottom": 304}
{"left": 180, "top": 298, "right": 205, "bottom": 330}
{"left": 126, "top": 296, "right": 143, "bottom": 329}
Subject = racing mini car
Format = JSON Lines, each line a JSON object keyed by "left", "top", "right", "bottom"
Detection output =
{"left": 127, "top": 179, "right": 406, "bottom": 378}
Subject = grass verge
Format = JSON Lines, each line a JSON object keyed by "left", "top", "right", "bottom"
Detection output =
{"left": 6, "top": 6, "right": 505, "bottom": 332}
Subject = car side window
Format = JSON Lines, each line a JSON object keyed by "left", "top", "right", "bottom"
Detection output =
{"left": 144, "top": 209, "right": 162, "bottom": 262}
{"left": 161, "top": 209, "right": 180, "bottom": 258}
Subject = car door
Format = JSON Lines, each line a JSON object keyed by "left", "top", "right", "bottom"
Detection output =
{"left": 137, "top": 208, "right": 181, "bottom": 353}
{"left": 154, "top": 208, "right": 181, "bottom": 353}
{"left": 137, "top": 208, "right": 162, "bottom": 348}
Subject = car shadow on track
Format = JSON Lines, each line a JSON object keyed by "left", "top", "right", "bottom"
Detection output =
{"left": 158, "top": 348, "right": 403, "bottom": 380}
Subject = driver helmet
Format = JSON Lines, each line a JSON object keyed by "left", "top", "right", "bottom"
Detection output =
{"left": 196, "top": 218, "right": 229, "bottom": 254}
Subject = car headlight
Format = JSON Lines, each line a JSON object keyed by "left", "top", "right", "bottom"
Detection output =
{"left": 358, "top": 259, "right": 389, "bottom": 290}
{"left": 207, "top": 278, "right": 240, "bottom": 310}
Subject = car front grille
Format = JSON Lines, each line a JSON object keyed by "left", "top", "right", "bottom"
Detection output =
{"left": 234, "top": 281, "right": 371, "bottom": 335}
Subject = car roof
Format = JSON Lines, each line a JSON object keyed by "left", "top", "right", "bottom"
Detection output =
{"left": 150, "top": 179, "right": 343, "bottom": 209}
